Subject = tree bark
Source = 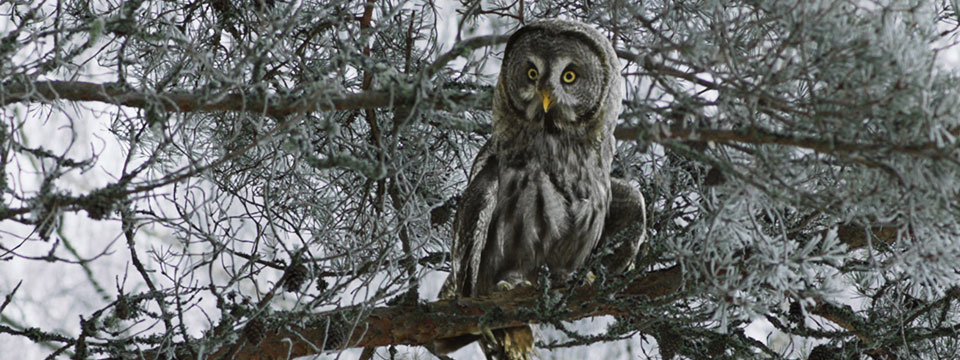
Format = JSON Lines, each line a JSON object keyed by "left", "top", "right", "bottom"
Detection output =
{"left": 206, "top": 266, "right": 682, "bottom": 360}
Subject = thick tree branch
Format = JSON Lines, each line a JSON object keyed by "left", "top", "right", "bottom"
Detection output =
{"left": 1, "top": 33, "right": 509, "bottom": 117}
{"left": 201, "top": 224, "right": 899, "bottom": 360}
{"left": 1, "top": 80, "right": 398, "bottom": 117}
{"left": 614, "top": 125, "right": 945, "bottom": 158}
{"left": 206, "top": 266, "right": 683, "bottom": 360}
{"left": 196, "top": 224, "right": 899, "bottom": 360}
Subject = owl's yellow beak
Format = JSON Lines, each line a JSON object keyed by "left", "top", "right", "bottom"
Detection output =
{"left": 541, "top": 90, "right": 554, "bottom": 112}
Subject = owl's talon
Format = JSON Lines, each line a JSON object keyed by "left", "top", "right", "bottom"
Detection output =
{"left": 585, "top": 271, "right": 596, "bottom": 285}
{"left": 497, "top": 279, "right": 534, "bottom": 292}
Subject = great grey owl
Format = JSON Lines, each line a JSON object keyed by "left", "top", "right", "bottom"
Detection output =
{"left": 435, "top": 19, "right": 646, "bottom": 360}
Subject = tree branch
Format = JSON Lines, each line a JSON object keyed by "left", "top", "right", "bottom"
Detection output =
{"left": 4, "top": 80, "right": 947, "bottom": 161}
{"left": 205, "top": 266, "right": 682, "bottom": 360}
{"left": 615, "top": 125, "right": 945, "bottom": 158}
{"left": 1, "top": 80, "right": 398, "bottom": 117}
{"left": 136, "top": 221, "right": 894, "bottom": 359}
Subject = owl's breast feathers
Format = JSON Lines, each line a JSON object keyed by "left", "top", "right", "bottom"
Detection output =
{"left": 469, "top": 130, "right": 612, "bottom": 295}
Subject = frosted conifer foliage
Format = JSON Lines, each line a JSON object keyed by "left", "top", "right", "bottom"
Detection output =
{"left": 3, "top": 0, "right": 960, "bottom": 359}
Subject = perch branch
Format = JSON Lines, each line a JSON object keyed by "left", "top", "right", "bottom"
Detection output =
{"left": 192, "top": 267, "right": 683, "bottom": 360}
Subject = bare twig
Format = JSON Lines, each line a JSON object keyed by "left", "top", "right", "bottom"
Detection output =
{"left": 119, "top": 205, "right": 173, "bottom": 333}
{"left": 0, "top": 280, "right": 22, "bottom": 315}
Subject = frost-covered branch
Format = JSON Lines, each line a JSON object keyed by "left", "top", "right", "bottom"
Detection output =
{"left": 168, "top": 266, "right": 683, "bottom": 359}
{"left": 160, "top": 223, "right": 903, "bottom": 359}
{"left": 6, "top": 80, "right": 954, "bottom": 164}
{"left": 2, "top": 80, "right": 400, "bottom": 116}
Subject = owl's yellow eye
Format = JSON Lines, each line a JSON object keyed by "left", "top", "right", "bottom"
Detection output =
{"left": 562, "top": 70, "right": 577, "bottom": 84}
{"left": 527, "top": 68, "right": 539, "bottom": 80}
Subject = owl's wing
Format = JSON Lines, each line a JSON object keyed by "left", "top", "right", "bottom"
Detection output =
{"left": 597, "top": 177, "right": 647, "bottom": 273}
{"left": 435, "top": 141, "right": 504, "bottom": 354}
{"left": 441, "top": 140, "right": 498, "bottom": 298}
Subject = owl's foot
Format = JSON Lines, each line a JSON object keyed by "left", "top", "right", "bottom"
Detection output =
{"left": 559, "top": 270, "right": 596, "bottom": 289}
{"left": 496, "top": 279, "right": 533, "bottom": 292}
{"left": 585, "top": 270, "right": 596, "bottom": 286}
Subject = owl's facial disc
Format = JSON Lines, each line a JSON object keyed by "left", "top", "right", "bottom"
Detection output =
{"left": 521, "top": 56, "right": 581, "bottom": 128}
{"left": 503, "top": 32, "right": 605, "bottom": 132}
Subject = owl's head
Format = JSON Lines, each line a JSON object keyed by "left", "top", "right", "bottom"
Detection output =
{"left": 495, "top": 19, "right": 622, "bottom": 137}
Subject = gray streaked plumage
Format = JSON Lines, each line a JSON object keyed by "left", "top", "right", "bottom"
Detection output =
{"left": 436, "top": 19, "right": 645, "bottom": 359}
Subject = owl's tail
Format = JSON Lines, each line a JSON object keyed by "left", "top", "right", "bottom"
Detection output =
{"left": 434, "top": 325, "right": 534, "bottom": 360}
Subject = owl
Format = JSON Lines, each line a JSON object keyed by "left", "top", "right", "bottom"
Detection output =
{"left": 435, "top": 19, "right": 646, "bottom": 359}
